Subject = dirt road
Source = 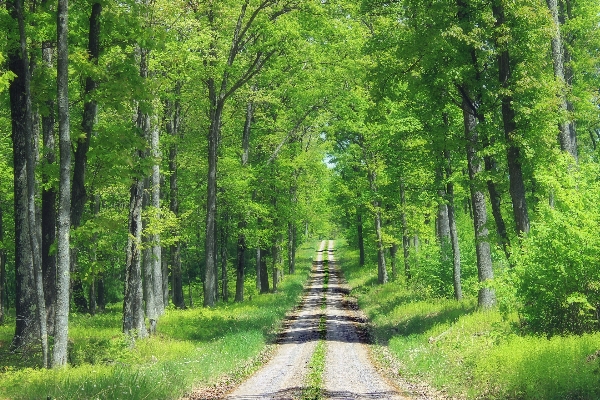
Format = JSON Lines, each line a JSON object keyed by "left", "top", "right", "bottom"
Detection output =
{"left": 225, "top": 240, "right": 408, "bottom": 400}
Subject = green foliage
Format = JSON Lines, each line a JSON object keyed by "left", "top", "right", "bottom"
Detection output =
{"left": 337, "top": 240, "right": 600, "bottom": 400}
{"left": 514, "top": 186, "right": 600, "bottom": 336}
{"left": 0, "top": 242, "right": 319, "bottom": 399}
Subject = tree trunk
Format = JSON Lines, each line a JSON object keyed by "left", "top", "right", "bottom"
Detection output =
{"left": 256, "top": 247, "right": 261, "bottom": 292}
{"left": 8, "top": 0, "right": 47, "bottom": 364}
{"left": 41, "top": 39, "right": 56, "bottom": 335}
{"left": 167, "top": 85, "right": 185, "bottom": 309}
{"left": 220, "top": 220, "right": 229, "bottom": 302}
{"left": 287, "top": 222, "right": 296, "bottom": 274}
{"left": 0, "top": 206, "right": 5, "bottom": 325}
{"left": 70, "top": 2, "right": 101, "bottom": 315}
{"left": 234, "top": 99, "right": 253, "bottom": 302}
{"left": 234, "top": 225, "right": 246, "bottom": 302}
{"left": 390, "top": 244, "right": 398, "bottom": 281}
{"left": 259, "top": 248, "right": 269, "bottom": 294}
{"left": 142, "top": 178, "right": 158, "bottom": 334}
{"left": 444, "top": 150, "right": 462, "bottom": 301}
{"left": 369, "top": 171, "right": 387, "bottom": 285}
{"left": 436, "top": 166, "right": 451, "bottom": 269}
{"left": 484, "top": 155, "right": 511, "bottom": 260}
{"left": 546, "top": 0, "right": 577, "bottom": 160}
{"left": 123, "top": 178, "right": 148, "bottom": 339}
{"left": 150, "top": 123, "right": 164, "bottom": 316}
{"left": 463, "top": 97, "right": 495, "bottom": 309}
{"left": 357, "top": 213, "right": 365, "bottom": 266}
{"left": 52, "top": 0, "right": 71, "bottom": 367}
{"left": 204, "top": 83, "right": 222, "bottom": 307}
{"left": 400, "top": 181, "right": 411, "bottom": 281}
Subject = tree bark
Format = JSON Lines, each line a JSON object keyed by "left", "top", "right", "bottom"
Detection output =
{"left": 8, "top": 0, "right": 47, "bottom": 365}
{"left": 70, "top": 2, "right": 102, "bottom": 314}
{"left": 357, "top": 213, "right": 365, "bottom": 267}
{"left": 150, "top": 123, "right": 164, "bottom": 316}
{"left": 234, "top": 99, "right": 253, "bottom": 302}
{"left": 444, "top": 150, "right": 462, "bottom": 301}
{"left": 52, "top": 0, "right": 71, "bottom": 367}
{"left": 287, "top": 222, "right": 296, "bottom": 274}
{"left": 369, "top": 171, "right": 387, "bottom": 285}
{"left": 492, "top": 0, "right": 530, "bottom": 236}
{"left": 400, "top": 181, "right": 411, "bottom": 281}
{"left": 390, "top": 244, "right": 398, "bottom": 281}
{"left": 220, "top": 219, "right": 229, "bottom": 302}
{"left": 204, "top": 82, "right": 222, "bottom": 307}
{"left": 546, "top": 0, "right": 577, "bottom": 160}
{"left": 142, "top": 178, "right": 158, "bottom": 334}
{"left": 123, "top": 178, "right": 148, "bottom": 339}
{"left": 41, "top": 39, "right": 56, "bottom": 335}
{"left": 463, "top": 97, "right": 495, "bottom": 309}
{"left": 167, "top": 85, "right": 185, "bottom": 309}
{"left": 0, "top": 206, "right": 5, "bottom": 325}
{"left": 484, "top": 155, "right": 511, "bottom": 260}
{"left": 259, "top": 248, "right": 270, "bottom": 294}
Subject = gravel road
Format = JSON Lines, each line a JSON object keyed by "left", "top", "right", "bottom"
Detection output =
{"left": 225, "top": 240, "right": 409, "bottom": 400}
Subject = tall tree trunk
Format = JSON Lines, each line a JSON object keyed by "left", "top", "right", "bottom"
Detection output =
{"left": 204, "top": 83, "right": 222, "bottom": 307}
{"left": 492, "top": 0, "right": 530, "bottom": 236}
{"left": 484, "top": 155, "right": 511, "bottom": 260}
{"left": 220, "top": 218, "right": 229, "bottom": 302}
{"left": 259, "top": 247, "right": 269, "bottom": 294}
{"left": 8, "top": 0, "right": 47, "bottom": 365}
{"left": 234, "top": 227, "right": 246, "bottom": 302}
{"left": 357, "top": 213, "right": 365, "bottom": 266}
{"left": 70, "top": 2, "right": 102, "bottom": 314}
{"left": 52, "top": 0, "right": 71, "bottom": 367}
{"left": 123, "top": 179, "right": 148, "bottom": 339}
{"left": 369, "top": 171, "right": 387, "bottom": 284}
{"left": 255, "top": 247, "right": 261, "bottom": 292}
{"left": 444, "top": 150, "right": 462, "bottom": 301}
{"left": 546, "top": 0, "right": 577, "bottom": 160}
{"left": 142, "top": 178, "right": 158, "bottom": 334}
{"left": 235, "top": 99, "right": 253, "bottom": 302}
{"left": 463, "top": 97, "right": 495, "bottom": 309}
{"left": 167, "top": 85, "right": 185, "bottom": 309}
{"left": 123, "top": 45, "right": 151, "bottom": 339}
{"left": 150, "top": 123, "right": 164, "bottom": 316}
{"left": 287, "top": 222, "right": 296, "bottom": 274}
{"left": 41, "top": 39, "right": 56, "bottom": 335}
{"left": 436, "top": 165, "right": 451, "bottom": 269}
{"left": 0, "top": 206, "right": 5, "bottom": 325}
{"left": 400, "top": 181, "right": 411, "bottom": 281}
{"left": 390, "top": 243, "right": 398, "bottom": 281}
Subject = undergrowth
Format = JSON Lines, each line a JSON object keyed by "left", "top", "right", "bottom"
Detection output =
{"left": 0, "top": 241, "right": 319, "bottom": 400}
{"left": 336, "top": 240, "right": 600, "bottom": 400}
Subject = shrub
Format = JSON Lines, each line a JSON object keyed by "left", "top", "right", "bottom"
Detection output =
{"left": 514, "top": 205, "right": 600, "bottom": 336}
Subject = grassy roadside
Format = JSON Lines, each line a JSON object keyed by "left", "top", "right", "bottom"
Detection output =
{"left": 0, "top": 241, "right": 319, "bottom": 400}
{"left": 336, "top": 240, "right": 600, "bottom": 400}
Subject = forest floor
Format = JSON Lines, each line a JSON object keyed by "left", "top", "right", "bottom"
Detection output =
{"left": 186, "top": 240, "right": 434, "bottom": 400}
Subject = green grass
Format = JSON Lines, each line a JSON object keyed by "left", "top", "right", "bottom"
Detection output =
{"left": 0, "top": 241, "right": 319, "bottom": 400}
{"left": 336, "top": 239, "right": 600, "bottom": 400}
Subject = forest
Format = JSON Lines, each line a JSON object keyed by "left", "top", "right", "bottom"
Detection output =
{"left": 0, "top": 0, "right": 599, "bottom": 399}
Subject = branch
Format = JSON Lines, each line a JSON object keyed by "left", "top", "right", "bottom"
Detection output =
{"left": 267, "top": 104, "right": 321, "bottom": 165}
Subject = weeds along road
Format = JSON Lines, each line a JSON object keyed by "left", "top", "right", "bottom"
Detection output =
{"left": 225, "top": 240, "right": 408, "bottom": 400}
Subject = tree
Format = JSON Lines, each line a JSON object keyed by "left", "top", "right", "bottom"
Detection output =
{"left": 52, "top": 0, "right": 71, "bottom": 367}
{"left": 7, "top": 0, "right": 48, "bottom": 365}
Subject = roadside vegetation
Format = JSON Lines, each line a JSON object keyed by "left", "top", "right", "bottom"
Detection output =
{"left": 336, "top": 241, "right": 600, "bottom": 400}
{"left": 0, "top": 242, "right": 318, "bottom": 400}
